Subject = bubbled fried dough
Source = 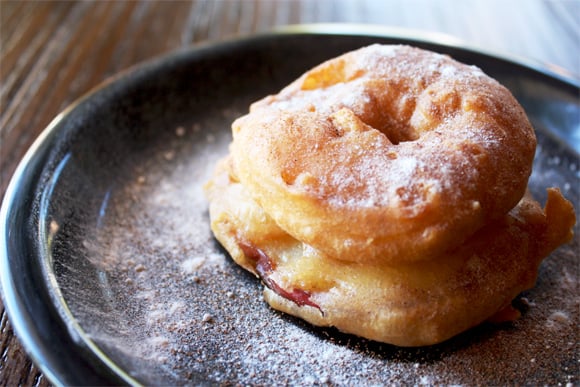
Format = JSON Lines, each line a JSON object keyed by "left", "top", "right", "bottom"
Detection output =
{"left": 205, "top": 44, "right": 576, "bottom": 346}
{"left": 205, "top": 160, "right": 575, "bottom": 346}
{"left": 231, "top": 44, "right": 536, "bottom": 263}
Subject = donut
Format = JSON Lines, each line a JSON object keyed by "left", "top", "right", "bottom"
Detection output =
{"left": 230, "top": 44, "right": 537, "bottom": 263}
{"left": 204, "top": 44, "right": 576, "bottom": 346}
{"left": 206, "top": 160, "right": 574, "bottom": 346}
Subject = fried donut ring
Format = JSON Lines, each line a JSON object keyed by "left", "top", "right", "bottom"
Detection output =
{"left": 205, "top": 44, "right": 576, "bottom": 346}
{"left": 231, "top": 45, "right": 537, "bottom": 263}
{"left": 205, "top": 159, "right": 575, "bottom": 346}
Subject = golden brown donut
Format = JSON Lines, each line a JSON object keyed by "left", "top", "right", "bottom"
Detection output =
{"left": 205, "top": 159, "right": 575, "bottom": 346}
{"left": 205, "top": 44, "right": 576, "bottom": 346}
{"left": 231, "top": 44, "right": 537, "bottom": 263}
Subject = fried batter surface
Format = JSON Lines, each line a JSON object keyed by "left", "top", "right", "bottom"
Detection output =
{"left": 205, "top": 45, "right": 576, "bottom": 346}
{"left": 231, "top": 45, "right": 537, "bottom": 263}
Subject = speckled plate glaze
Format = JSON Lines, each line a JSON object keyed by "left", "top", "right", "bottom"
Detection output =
{"left": 1, "top": 26, "right": 578, "bottom": 385}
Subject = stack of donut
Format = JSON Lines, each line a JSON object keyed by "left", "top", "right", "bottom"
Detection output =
{"left": 205, "top": 45, "right": 575, "bottom": 346}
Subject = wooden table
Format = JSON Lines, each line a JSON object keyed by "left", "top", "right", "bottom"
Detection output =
{"left": 1, "top": 1, "right": 578, "bottom": 385}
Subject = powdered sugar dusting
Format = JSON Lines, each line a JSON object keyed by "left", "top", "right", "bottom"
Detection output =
{"left": 247, "top": 45, "right": 517, "bottom": 218}
{"left": 326, "top": 154, "right": 425, "bottom": 208}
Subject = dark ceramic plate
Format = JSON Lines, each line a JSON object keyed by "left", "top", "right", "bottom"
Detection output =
{"left": 1, "top": 26, "right": 579, "bottom": 385}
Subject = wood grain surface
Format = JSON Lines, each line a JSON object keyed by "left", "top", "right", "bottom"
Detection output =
{"left": 0, "top": 1, "right": 578, "bottom": 385}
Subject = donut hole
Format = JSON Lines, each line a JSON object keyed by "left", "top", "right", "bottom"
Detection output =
{"left": 354, "top": 79, "right": 420, "bottom": 145}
